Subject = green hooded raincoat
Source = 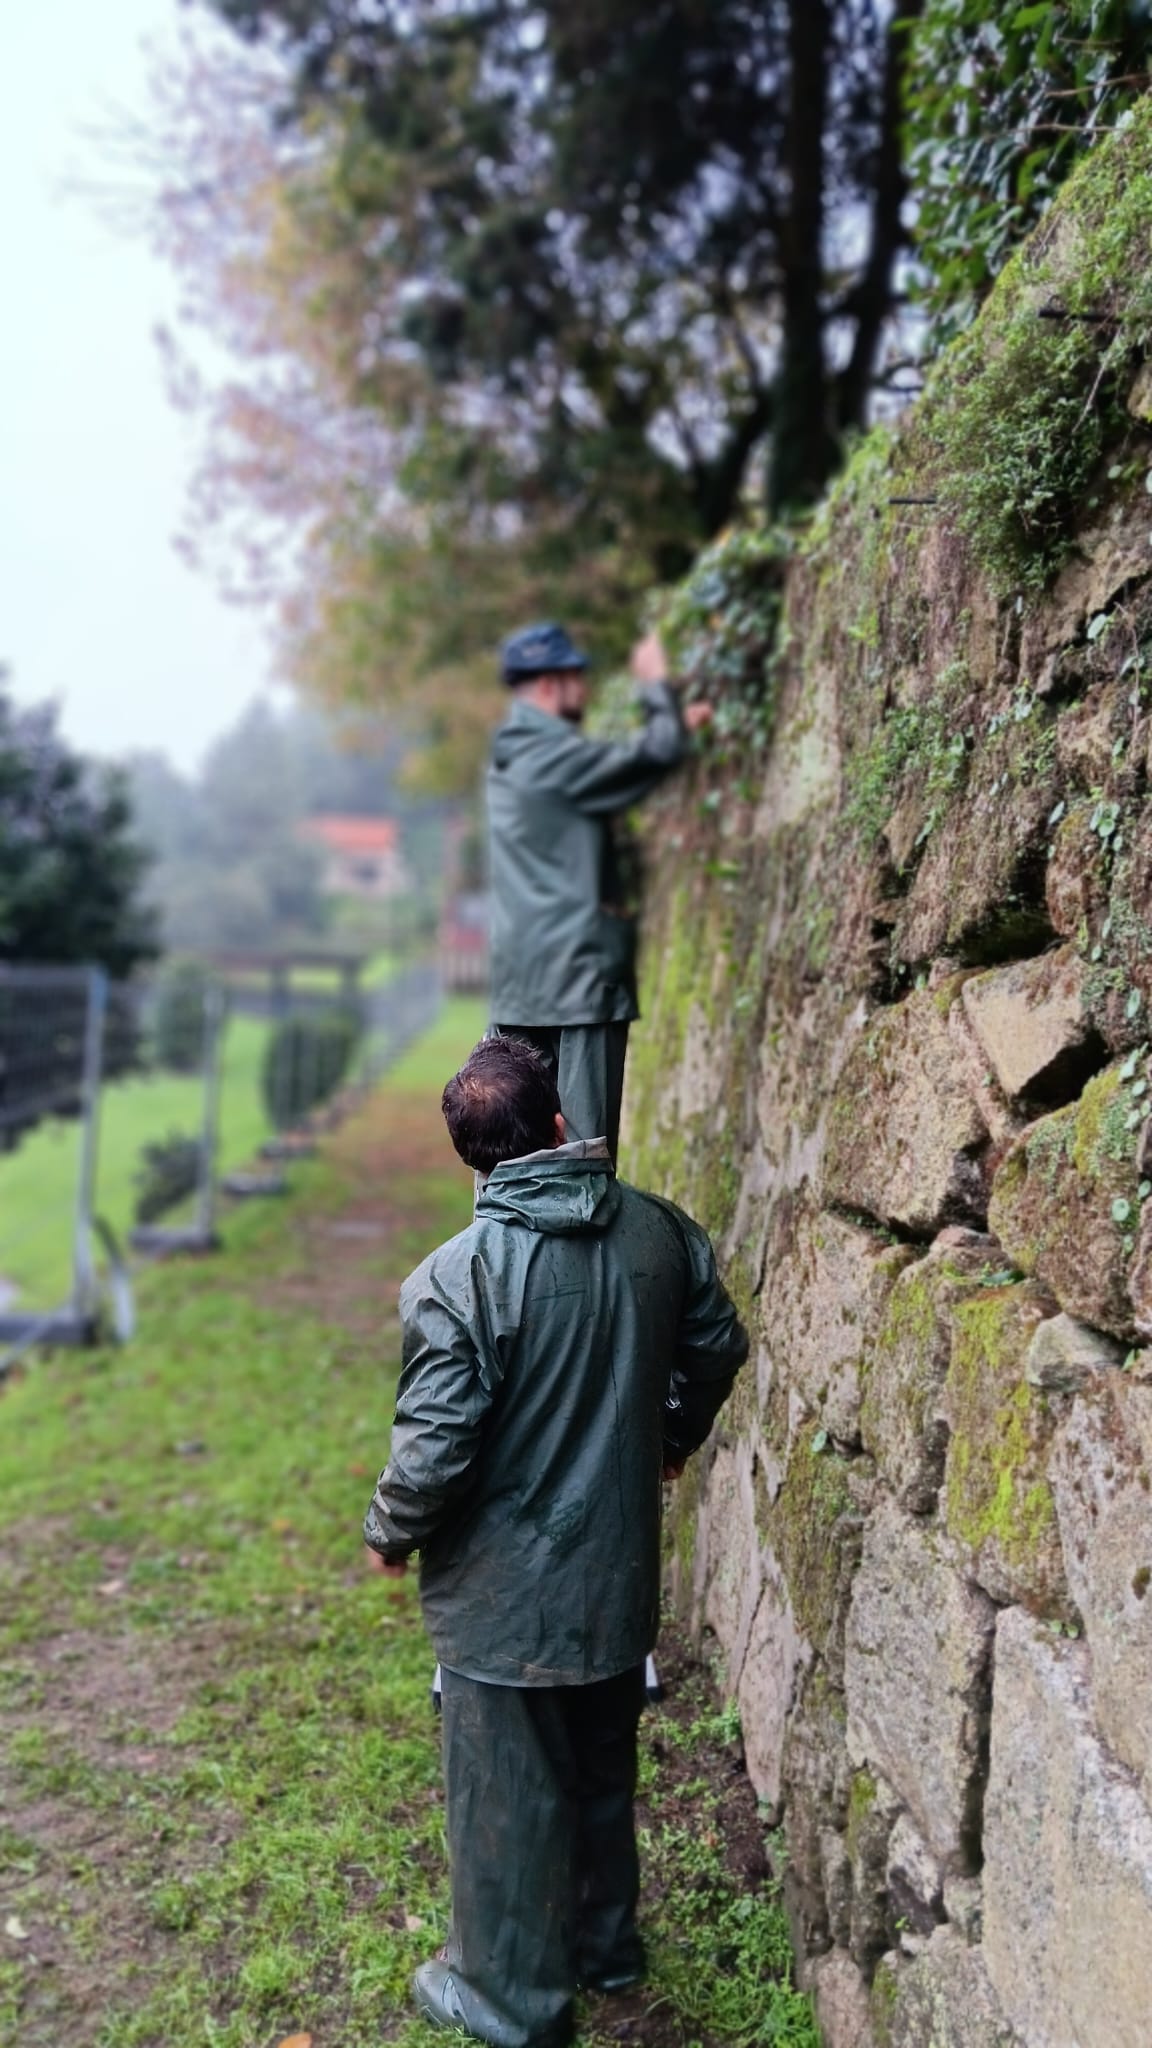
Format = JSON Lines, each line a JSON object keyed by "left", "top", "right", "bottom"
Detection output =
{"left": 364, "top": 1141, "right": 748, "bottom": 1685}
{"left": 486, "top": 684, "right": 687, "bottom": 1027}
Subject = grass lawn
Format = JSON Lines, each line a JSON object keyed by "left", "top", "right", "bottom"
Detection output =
{"left": 362, "top": 949, "right": 399, "bottom": 989}
{"left": 0, "top": 1019, "right": 275, "bottom": 1314}
{"left": 221, "top": 948, "right": 409, "bottom": 998}
{"left": 0, "top": 998, "right": 815, "bottom": 2048}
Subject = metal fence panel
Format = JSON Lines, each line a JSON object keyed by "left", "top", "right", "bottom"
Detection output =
{"left": 0, "top": 954, "right": 445, "bottom": 1377}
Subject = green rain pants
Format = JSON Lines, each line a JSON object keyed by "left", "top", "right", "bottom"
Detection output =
{"left": 492, "top": 1024, "right": 630, "bottom": 1163}
{"left": 439, "top": 1664, "right": 646, "bottom": 2048}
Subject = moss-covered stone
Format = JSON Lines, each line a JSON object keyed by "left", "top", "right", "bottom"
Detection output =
{"left": 845, "top": 1768, "right": 879, "bottom": 1849}
{"left": 762, "top": 1424, "right": 861, "bottom": 1670}
{"left": 664, "top": 1445, "right": 704, "bottom": 1613}
{"left": 871, "top": 1956, "right": 901, "bottom": 2048}
{"left": 859, "top": 1232, "right": 1007, "bottom": 1515}
{"left": 823, "top": 992, "right": 988, "bottom": 1236}
{"left": 845, "top": 1769, "right": 900, "bottom": 1972}
{"left": 942, "top": 1282, "right": 1071, "bottom": 1616}
{"left": 989, "top": 1065, "right": 1143, "bottom": 1338}
{"left": 759, "top": 1189, "right": 916, "bottom": 1445}
{"left": 921, "top": 95, "right": 1152, "bottom": 598}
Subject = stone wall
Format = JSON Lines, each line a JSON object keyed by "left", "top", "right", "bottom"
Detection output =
{"left": 621, "top": 104, "right": 1152, "bottom": 2048}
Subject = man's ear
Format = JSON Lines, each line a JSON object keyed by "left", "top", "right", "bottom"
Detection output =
{"left": 553, "top": 1112, "right": 567, "bottom": 1148}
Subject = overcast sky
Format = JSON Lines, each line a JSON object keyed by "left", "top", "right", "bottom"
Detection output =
{"left": 0, "top": 0, "right": 283, "bottom": 772}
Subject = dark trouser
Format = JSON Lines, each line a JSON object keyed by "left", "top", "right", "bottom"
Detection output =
{"left": 493, "top": 1024, "right": 630, "bottom": 1164}
{"left": 440, "top": 1664, "right": 646, "bottom": 2046}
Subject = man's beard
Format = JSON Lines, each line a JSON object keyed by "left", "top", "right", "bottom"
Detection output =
{"left": 560, "top": 708, "right": 584, "bottom": 727}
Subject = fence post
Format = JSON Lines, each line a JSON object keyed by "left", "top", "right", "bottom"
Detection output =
{"left": 71, "top": 967, "right": 108, "bottom": 1330}
{"left": 195, "top": 985, "right": 227, "bottom": 1243}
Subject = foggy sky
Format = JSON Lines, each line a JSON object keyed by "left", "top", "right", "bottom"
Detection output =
{"left": 0, "top": 0, "right": 282, "bottom": 772}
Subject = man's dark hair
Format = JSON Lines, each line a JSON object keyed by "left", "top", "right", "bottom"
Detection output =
{"left": 442, "top": 1037, "right": 562, "bottom": 1175}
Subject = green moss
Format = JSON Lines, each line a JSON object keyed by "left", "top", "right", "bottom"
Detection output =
{"left": 871, "top": 1957, "right": 901, "bottom": 2048}
{"left": 668, "top": 1455, "right": 703, "bottom": 1584}
{"left": 933, "top": 310, "right": 1107, "bottom": 594}
{"left": 835, "top": 650, "right": 978, "bottom": 872}
{"left": 921, "top": 96, "right": 1152, "bottom": 594}
{"left": 806, "top": 423, "right": 897, "bottom": 565}
{"left": 846, "top": 1769, "right": 878, "bottom": 1837}
{"left": 1023, "top": 1109, "right": 1073, "bottom": 1189}
{"left": 860, "top": 1260, "right": 940, "bottom": 1450}
{"left": 931, "top": 968, "right": 978, "bottom": 1018}
{"left": 945, "top": 1290, "right": 1057, "bottom": 1574}
{"left": 1003, "top": 1068, "right": 1139, "bottom": 1247}
{"left": 765, "top": 1425, "right": 858, "bottom": 1648}
{"left": 1070, "top": 1064, "right": 1135, "bottom": 1178}
{"left": 625, "top": 856, "right": 770, "bottom": 1245}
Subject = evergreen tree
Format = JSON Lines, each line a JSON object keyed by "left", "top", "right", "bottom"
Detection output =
{"left": 0, "top": 687, "right": 158, "bottom": 975}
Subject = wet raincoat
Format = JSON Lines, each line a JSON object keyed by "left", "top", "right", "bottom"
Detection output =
{"left": 364, "top": 1140, "right": 748, "bottom": 1685}
{"left": 486, "top": 685, "right": 687, "bottom": 1028}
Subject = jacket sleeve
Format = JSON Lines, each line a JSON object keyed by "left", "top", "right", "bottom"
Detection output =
{"left": 660, "top": 1206, "right": 750, "bottom": 1464}
{"left": 540, "top": 683, "right": 688, "bottom": 815}
{"left": 363, "top": 1262, "right": 497, "bottom": 1562}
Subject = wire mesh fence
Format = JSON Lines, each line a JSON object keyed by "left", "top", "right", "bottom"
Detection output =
{"left": 0, "top": 955, "right": 445, "bottom": 1375}
{"left": 359, "top": 958, "right": 444, "bottom": 1084}
{"left": 0, "top": 967, "right": 131, "bottom": 1361}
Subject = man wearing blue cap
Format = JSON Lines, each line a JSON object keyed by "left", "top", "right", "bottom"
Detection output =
{"left": 487, "top": 624, "right": 712, "bottom": 1160}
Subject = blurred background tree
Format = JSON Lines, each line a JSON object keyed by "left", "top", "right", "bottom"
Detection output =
{"left": 150, "top": 0, "right": 925, "bottom": 777}
{"left": 124, "top": 698, "right": 445, "bottom": 955}
{"left": 906, "top": 0, "right": 1152, "bottom": 347}
{"left": 150, "top": 0, "right": 1150, "bottom": 789}
{"left": 0, "top": 683, "right": 158, "bottom": 973}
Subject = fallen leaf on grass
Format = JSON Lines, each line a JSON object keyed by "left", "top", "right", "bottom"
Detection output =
{"left": 276, "top": 2035, "right": 313, "bottom": 2048}
{"left": 346, "top": 1461, "right": 370, "bottom": 1478}
{"left": 4, "top": 1916, "right": 29, "bottom": 1941}
{"left": 404, "top": 1913, "right": 425, "bottom": 1932}
{"left": 97, "top": 1579, "right": 125, "bottom": 1597}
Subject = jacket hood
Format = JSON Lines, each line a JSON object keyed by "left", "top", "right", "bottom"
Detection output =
{"left": 477, "top": 1138, "right": 621, "bottom": 1235}
{"left": 490, "top": 699, "right": 561, "bottom": 770}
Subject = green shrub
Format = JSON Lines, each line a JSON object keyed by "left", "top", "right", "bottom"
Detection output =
{"left": 261, "top": 1009, "right": 361, "bottom": 1131}
{"left": 152, "top": 962, "right": 212, "bottom": 1074}
{"left": 928, "top": 95, "right": 1152, "bottom": 595}
{"left": 657, "top": 522, "right": 793, "bottom": 747}
{"left": 134, "top": 1132, "right": 202, "bottom": 1224}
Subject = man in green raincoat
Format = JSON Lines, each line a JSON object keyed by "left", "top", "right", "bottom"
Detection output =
{"left": 487, "top": 622, "right": 712, "bottom": 1160}
{"left": 364, "top": 1035, "right": 748, "bottom": 2048}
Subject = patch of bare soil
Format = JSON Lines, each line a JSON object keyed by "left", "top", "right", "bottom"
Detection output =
{"left": 0, "top": 1803, "right": 180, "bottom": 2041}
{"left": 0, "top": 1621, "right": 244, "bottom": 2046}
{"left": 255, "top": 1092, "right": 466, "bottom": 1333}
{"left": 6, "top": 1619, "right": 247, "bottom": 1765}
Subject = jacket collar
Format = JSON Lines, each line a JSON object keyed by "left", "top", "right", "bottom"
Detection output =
{"left": 478, "top": 1136, "right": 613, "bottom": 1186}
{"left": 500, "top": 697, "right": 570, "bottom": 735}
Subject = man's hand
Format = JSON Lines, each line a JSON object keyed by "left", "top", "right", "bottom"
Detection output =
{"left": 662, "top": 1460, "right": 687, "bottom": 1482}
{"left": 630, "top": 630, "right": 668, "bottom": 685}
{"left": 365, "top": 1545, "right": 409, "bottom": 1578}
{"left": 682, "top": 702, "right": 714, "bottom": 734}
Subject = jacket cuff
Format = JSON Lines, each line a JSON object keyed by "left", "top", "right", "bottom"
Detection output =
{"left": 637, "top": 680, "right": 678, "bottom": 712}
{"left": 363, "top": 1505, "right": 412, "bottom": 1564}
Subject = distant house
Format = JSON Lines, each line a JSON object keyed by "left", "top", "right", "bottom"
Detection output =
{"left": 300, "top": 816, "right": 412, "bottom": 901}
{"left": 440, "top": 890, "right": 489, "bottom": 993}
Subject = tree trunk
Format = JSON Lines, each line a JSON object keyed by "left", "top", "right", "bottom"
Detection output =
{"left": 768, "top": 0, "right": 834, "bottom": 515}
{"left": 837, "top": 0, "right": 926, "bottom": 434}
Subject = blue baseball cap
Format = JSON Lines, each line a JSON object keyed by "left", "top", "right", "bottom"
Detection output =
{"left": 501, "top": 621, "right": 590, "bottom": 685}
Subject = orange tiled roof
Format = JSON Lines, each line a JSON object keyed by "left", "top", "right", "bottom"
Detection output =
{"left": 301, "top": 815, "right": 400, "bottom": 856}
